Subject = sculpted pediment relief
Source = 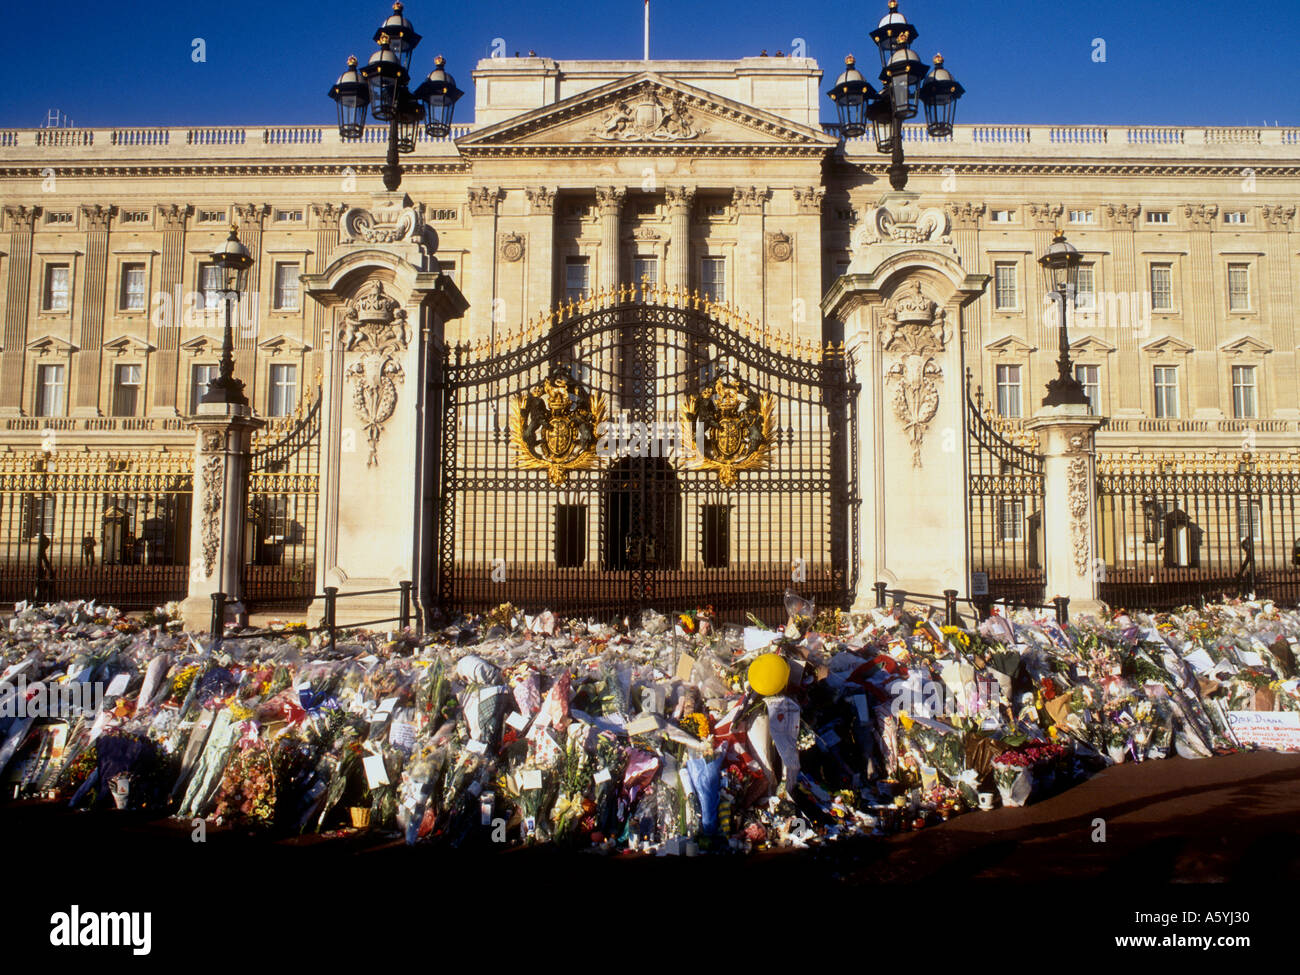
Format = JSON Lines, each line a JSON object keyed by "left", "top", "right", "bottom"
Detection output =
{"left": 457, "top": 74, "right": 836, "bottom": 154}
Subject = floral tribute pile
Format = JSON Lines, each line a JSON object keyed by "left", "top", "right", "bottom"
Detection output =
{"left": 1, "top": 592, "right": 1297, "bottom": 853}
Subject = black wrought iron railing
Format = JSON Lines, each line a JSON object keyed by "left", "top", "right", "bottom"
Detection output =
{"left": 209, "top": 581, "right": 414, "bottom": 650}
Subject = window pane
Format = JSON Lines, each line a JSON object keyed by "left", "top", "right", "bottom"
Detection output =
{"left": 112, "top": 363, "right": 141, "bottom": 417}
{"left": 199, "top": 264, "right": 224, "bottom": 310}
{"left": 190, "top": 363, "right": 219, "bottom": 412}
{"left": 994, "top": 263, "right": 1017, "bottom": 309}
{"left": 274, "top": 263, "right": 300, "bottom": 310}
{"left": 45, "top": 265, "right": 70, "bottom": 310}
{"left": 269, "top": 364, "right": 298, "bottom": 417}
{"left": 632, "top": 256, "right": 658, "bottom": 286}
{"left": 995, "top": 364, "right": 1021, "bottom": 418}
{"left": 121, "top": 264, "right": 146, "bottom": 310}
{"left": 565, "top": 258, "right": 589, "bottom": 302}
{"left": 1153, "top": 365, "right": 1178, "bottom": 418}
{"left": 701, "top": 257, "right": 725, "bottom": 301}
{"left": 1074, "top": 364, "right": 1100, "bottom": 414}
{"left": 1227, "top": 264, "right": 1250, "bottom": 312}
{"left": 1231, "top": 365, "right": 1256, "bottom": 419}
{"left": 35, "top": 364, "right": 65, "bottom": 416}
{"left": 1075, "top": 265, "right": 1095, "bottom": 310}
{"left": 1150, "top": 265, "right": 1172, "bottom": 310}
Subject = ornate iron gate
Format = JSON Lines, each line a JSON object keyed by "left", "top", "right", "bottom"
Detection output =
{"left": 437, "top": 290, "right": 856, "bottom": 625}
{"left": 242, "top": 388, "right": 321, "bottom": 612}
{"left": 966, "top": 378, "right": 1046, "bottom": 604}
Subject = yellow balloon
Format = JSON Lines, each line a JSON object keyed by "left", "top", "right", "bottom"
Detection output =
{"left": 748, "top": 653, "right": 790, "bottom": 696}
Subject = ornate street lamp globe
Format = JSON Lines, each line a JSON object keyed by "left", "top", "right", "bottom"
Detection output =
{"left": 880, "top": 39, "right": 929, "bottom": 119}
{"left": 870, "top": 0, "right": 919, "bottom": 68}
{"left": 329, "top": 55, "right": 371, "bottom": 139}
{"left": 361, "top": 36, "right": 409, "bottom": 122}
{"left": 1039, "top": 231, "right": 1083, "bottom": 295}
{"left": 373, "top": 1, "right": 422, "bottom": 72}
{"left": 210, "top": 227, "right": 255, "bottom": 293}
{"left": 413, "top": 55, "right": 464, "bottom": 138}
{"left": 827, "top": 55, "right": 876, "bottom": 139}
{"left": 868, "top": 97, "right": 897, "bottom": 153}
{"left": 919, "top": 54, "right": 964, "bottom": 138}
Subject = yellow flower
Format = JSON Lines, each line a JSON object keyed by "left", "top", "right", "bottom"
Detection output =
{"left": 899, "top": 714, "right": 914, "bottom": 731}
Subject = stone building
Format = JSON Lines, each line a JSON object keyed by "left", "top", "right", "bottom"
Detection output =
{"left": 1, "top": 54, "right": 1298, "bottom": 617}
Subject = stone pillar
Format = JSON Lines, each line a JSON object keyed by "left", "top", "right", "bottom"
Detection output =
{"left": 467, "top": 186, "right": 502, "bottom": 336}
{"left": 1106, "top": 203, "right": 1142, "bottom": 415}
{"left": 309, "top": 203, "right": 344, "bottom": 389}
{"left": 947, "top": 203, "right": 985, "bottom": 375}
{"left": 524, "top": 187, "right": 556, "bottom": 313}
{"left": 733, "top": 186, "right": 766, "bottom": 315}
{"left": 1025, "top": 405, "right": 1106, "bottom": 616}
{"left": 665, "top": 187, "right": 695, "bottom": 291}
{"left": 824, "top": 193, "right": 989, "bottom": 606}
{"left": 179, "top": 404, "right": 264, "bottom": 631}
{"left": 72, "top": 204, "right": 114, "bottom": 415}
{"left": 1262, "top": 205, "right": 1298, "bottom": 417}
{"left": 0, "top": 206, "right": 37, "bottom": 415}
{"left": 791, "top": 187, "right": 824, "bottom": 346}
{"left": 1183, "top": 203, "right": 1220, "bottom": 416}
{"left": 150, "top": 204, "right": 190, "bottom": 416}
{"left": 301, "top": 192, "right": 467, "bottom": 627}
{"left": 595, "top": 187, "right": 625, "bottom": 292}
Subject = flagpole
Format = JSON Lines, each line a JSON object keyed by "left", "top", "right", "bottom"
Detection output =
{"left": 644, "top": 1, "right": 650, "bottom": 61}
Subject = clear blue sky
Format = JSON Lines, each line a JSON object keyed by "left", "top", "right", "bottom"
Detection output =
{"left": 4, "top": 0, "right": 1298, "bottom": 128}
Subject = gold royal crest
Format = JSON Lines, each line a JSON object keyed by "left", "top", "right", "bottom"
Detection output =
{"left": 511, "top": 371, "right": 607, "bottom": 485}
{"left": 680, "top": 372, "right": 775, "bottom": 487}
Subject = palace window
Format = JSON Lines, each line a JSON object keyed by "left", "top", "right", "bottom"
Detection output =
{"left": 23, "top": 495, "right": 57, "bottom": 538}
{"left": 564, "top": 257, "right": 590, "bottom": 302}
{"left": 700, "top": 257, "right": 726, "bottom": 301}
{"left": 1075, "top": 364, "right": 1100, "bottom": 414}
{"left": 632, "top": 255, "right": 658, "bottom": 287}
{"left": 995, "top": 364, "right": 1022, "bottom": 418}
{"left": 268, "top": 363, "right": 298, "bottom": 417}
{"left": 120, "top": 210, "right": 150, "bottom": 225}
{"left": 998, "top": 500, "right": 1025, "bottom": 542}
{"left": 196, "top": 209, "right": 226, "bottom": 224}
{"left": 701, "top": 504, "right": 730, "bottom": 568}
{"left": 1075, "top": 263, "right": 1096, "bottom": 311}
{"left": 990, "top": 209, "right": 1015, "bottom": 224}
{"left": 273, "top": 208, "right": 303, "bottom": 223}
{"left": 120, "top": 263, "right": 146, "bottom": 311}
{"left": 44, "top": 211, "right": 74, "bottom": 225}
{"left": 1068, "top": 209, "right": 1095, "bottom": 225}
{"left": 1224, "top": 210, "right": 1248, "bottom": 225}
{"left": 35, "top": 364, "right": 66, "bottom": 417}
{"left": 554, "top": 505, "right": 587, "bottom": 568}
{"left": 43, "top": 263, "right": 71, "bottom": 311}
{"left": 190, "top": 363, "right": 219, "bottom": 412}
{"left": 993, "top": 262, "right": 1018, "bottom": 310}
{"left": 1236, "top": 500, "right": 1263, "bottom": 543}
{"left": 1227, "top": 263, "right": 1251, "bottom": 312}
{"left": 1231, "top": 364, "right": 1257, "bottom": 419}
{"left": 112, "top": 363, "right": 142, "bottom": 417}
{"left": 438, "top": 259, "right": 457, "bottom": 281}
{"left": 428, "top": 208, "right": 459, "bottom": 222}
{"left": 273, "top": 262, "right": 300, "bottom": 310}
{"left": 1146, "top": 210, "right": 1171, "bottom": 224}
{"left": 1149, "top": 264, "right": 1173, "bottom": 311}
{"left": 1153, "top": 365, "right": 1179, "bottom": 418}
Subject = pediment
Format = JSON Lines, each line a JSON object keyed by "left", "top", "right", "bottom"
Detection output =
{"left": 1069, "top": 335, "right": 1115, "bottom": 356}
{"left": 103, "top": 334, "right": 156, "bottom": 355}
{"left": 179, "top": 334, "right": 220, "bottom": 355}
{"left": 457, "top": 74, "right": 837, "bottom": 155}
{"left": 985, "top": 334, "right": 1036, "bottom": 357}
{"left": 257, "top": 334, "right": 313, "bottom": 356}
{"left": 1142, "top": 334, "right": 1194, "bottom": 356}
{"left": 27, "top": 335, "right": 78, "bottom": 355}
{"left": 1219, "top": 334, "right": 1271, "bottom": 355}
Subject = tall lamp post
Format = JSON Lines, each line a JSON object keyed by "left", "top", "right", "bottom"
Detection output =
{"left": 202, "top": 227, "right": 255, "bottom": 406}
{"left": 1038, "top": 230, "right": 1092, "bottom": 408}
{"left": 828, "top": 0, "right": 965, "bottom": 191}
{"left": 328, "top": 2, "right": 464, "bottom": 192}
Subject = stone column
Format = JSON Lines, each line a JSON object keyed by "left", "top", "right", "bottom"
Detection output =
{"left": 524, "top": 187, "right": 556, "bottom": 313}
{"left": 791, "top": 187, "right": 824, "bottom": 345}
{"left": 179, "top": 404, "right": 264, "bottom": 631}
{"left": 1183, "top": 203, "right": 1220, "bottom": 416}
{"left": 1262, "top": 204, "right": 1298, "bottom": 417}
{"left": 467, "top": 187, "right": 502, "bottom": 337}
{"left": 309, "top": 203, "right": 344, "bottom": 389}
{"left": 1106, "top": 203, "right": 1142, "bottom": 415}
{"left": 665, "top": 187, "right": 695, "bottom": 291}
{"left": 1025, "top": 405, "right": 1106, "bottom": 616}
{"left": 824, "top": 193, "right": 989, "bottom": 605}
{"left": 947, "top": 202, "right": 985, "bottom": 373}
{"left": 0, "top": 206, "right": 37, "bottom": 415}
{"left": 595, "top": 187, "right": 626, "bottom": 292}
{"left": 1027, "top": 203, "right": 1063, "bottom": 369}
{"left": 150, "top": 204, "right": 190, "bottom": 416}
{"left": 72, "top": 204, "right": 114, "bottom": 415}
{"left": 733, "top": 185, "right": 766, "bottom": 314}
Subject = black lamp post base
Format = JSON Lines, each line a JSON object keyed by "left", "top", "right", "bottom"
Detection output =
{"left": 201, "top": 376, "right": 249, "bottom": 408}
{"left": 382, "top": 164, "right": 403, "bottom": 192}
{"left": 1041, "top": 375, "right": 1092, "bottom": 409}
{"left": 888, "top": 162, "right": 909, "bottom": 191}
